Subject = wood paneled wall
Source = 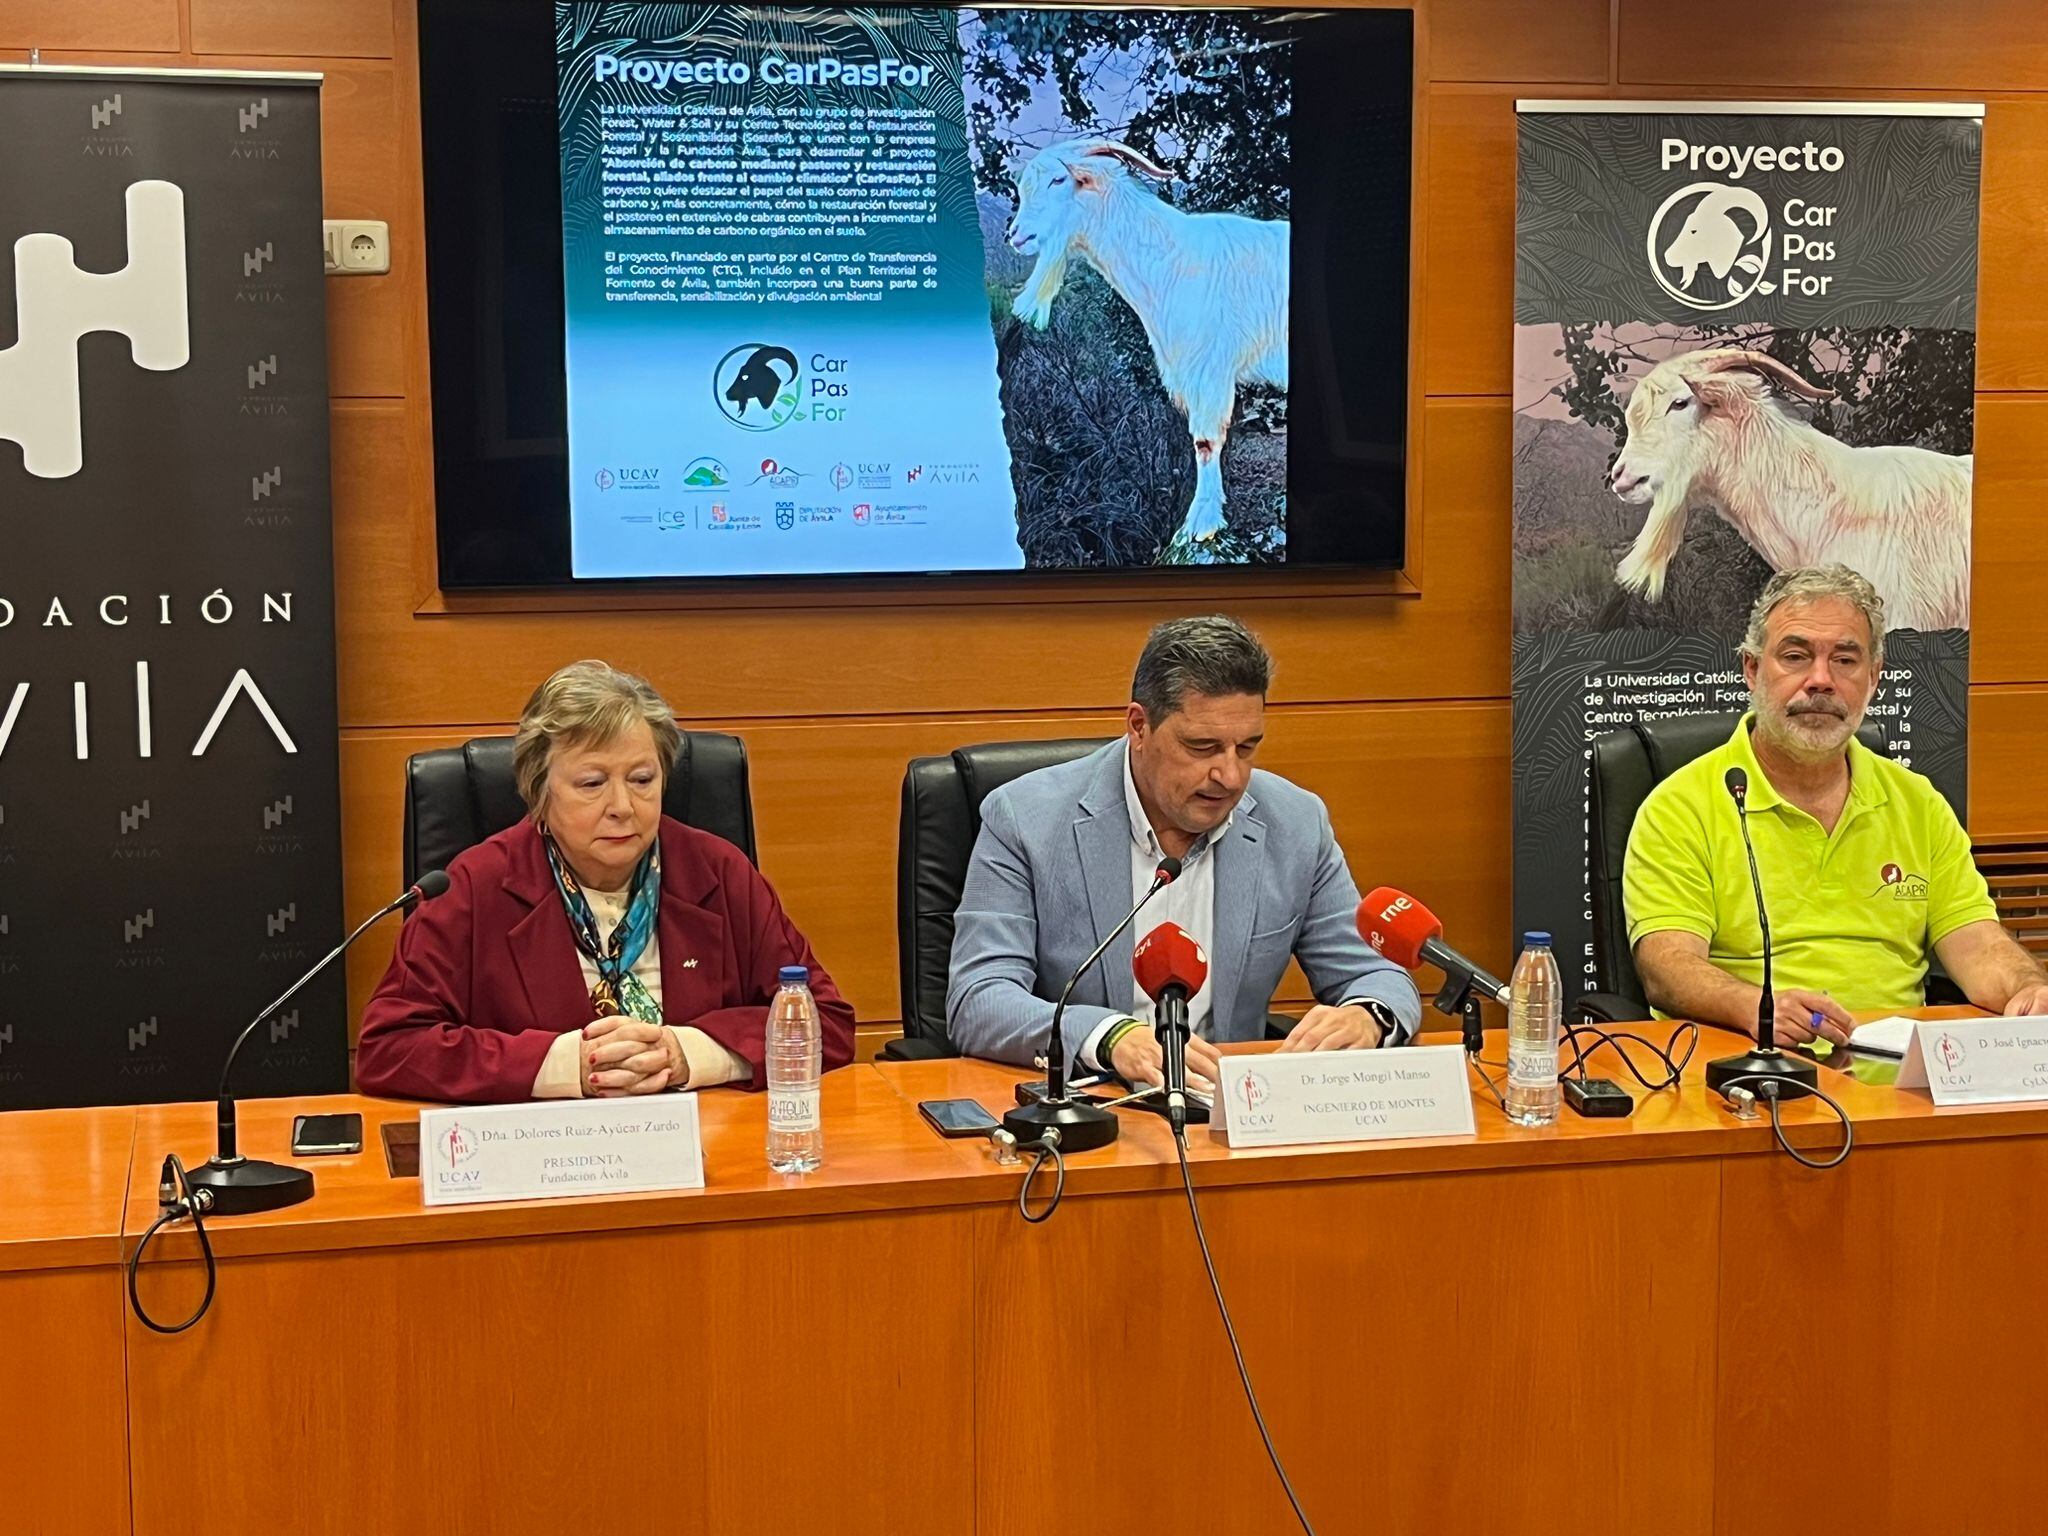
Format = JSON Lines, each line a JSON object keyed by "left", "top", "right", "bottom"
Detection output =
{"left": 10, "top": 0, "right": 2048, "bottom": 1055}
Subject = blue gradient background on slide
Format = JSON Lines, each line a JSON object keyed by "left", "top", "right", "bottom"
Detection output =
{"left": 557, "top": 3, "right": 1021, "bottom": 576}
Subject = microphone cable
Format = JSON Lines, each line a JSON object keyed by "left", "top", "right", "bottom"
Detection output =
{"left": 1173, "top": 1127, "right": 1318, "bottom": 1536}
{"left": 1723, "top": 1075, "right": 1855, "bottom": 1170}
{"left": 1015, "top": 1134, "right": 1067, "bottom": 1224}
{"left": 1557, "top": 1019, "right": 1700, "bottom": 1092}
{"left": 1464, "top": 1052, "right": 1510, "bottom": 1114}
{"left": 126, "top": 1155, "right": 218, "bottom": 1333}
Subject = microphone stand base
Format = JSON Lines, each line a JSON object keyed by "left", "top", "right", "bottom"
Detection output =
{"left": 1705, "top": 1048, "right": 1819, "bottom": 1101}
{"left": 183, "top": 1156, "right": 314, "bottom": 1216}
{"left": 1002, "top": 1097, "right": 1121, "bottom": 1154}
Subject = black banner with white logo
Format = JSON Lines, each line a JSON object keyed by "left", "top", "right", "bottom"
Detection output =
{"left": 0, "top": 68, "right": 341, "bottom": 1108}
{"left": 1511, "top": 101, "right": 1981, "bottom": 993}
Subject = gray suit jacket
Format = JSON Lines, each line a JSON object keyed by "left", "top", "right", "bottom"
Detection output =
{"left": 946, "top": 740, "right": 1421, "bottom": 1067}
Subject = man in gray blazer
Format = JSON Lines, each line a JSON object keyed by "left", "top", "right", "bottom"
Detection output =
{"left": 947, "top": 616, "right": 1421, "bottom": 1094}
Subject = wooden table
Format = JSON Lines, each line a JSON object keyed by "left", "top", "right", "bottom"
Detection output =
{"left": 1, "top": 1105, "right": 136, "bottom": 1536}
{"left": 8, "top": 1010, "right": 2046, "bottom": 1536}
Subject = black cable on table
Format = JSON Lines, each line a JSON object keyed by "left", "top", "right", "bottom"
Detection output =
{"left": 1015, "top": 1138, "right": 1067, "bottom": 1224}
{"left": 1558, "top": 1019, "right": 1699, "bottom": 1091}
{"left": 126, "top": 1154, "right": 218, "bottom": 1334}
{"left": 1723, "top": 1075, "right": 1855, "bottom": 1170}
{"left": 1174, "top": 1130, "right": 1317, "bottom": 1536}
{"left": 1465, "top": 1053, "right": 1510, "bottom": 1113}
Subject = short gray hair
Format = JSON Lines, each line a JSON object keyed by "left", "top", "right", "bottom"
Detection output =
{"left": 513, "top": 660, "right": 683, "bottom": 817}
{"left": 1740, "top": 565, "right": 1886, "bottom": 669}
{"left": 1131, "top": 616, "right": 1273, "bottom": 722}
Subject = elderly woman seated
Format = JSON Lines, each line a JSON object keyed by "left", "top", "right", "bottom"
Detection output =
{"left": 358, "top": 660, "right": 854, "bottom": 1103}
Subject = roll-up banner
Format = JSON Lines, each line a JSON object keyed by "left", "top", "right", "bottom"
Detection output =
{"left": 1511, "top": 101, "right": 1982, "bottom": 990}
{"left": 0, "top": 67, "right": 341, "bottom": 1109}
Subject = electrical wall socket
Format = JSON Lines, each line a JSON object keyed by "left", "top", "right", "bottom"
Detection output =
{"left": 322, "top": 219, "right": 390, "bottom": 275}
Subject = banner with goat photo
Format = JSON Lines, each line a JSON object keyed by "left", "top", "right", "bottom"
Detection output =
{"left": 1511, "top": 101, "right": 1981, "bottom": 995}
{"left": 0, "top": 69, "right": 341, "bottom": 1108}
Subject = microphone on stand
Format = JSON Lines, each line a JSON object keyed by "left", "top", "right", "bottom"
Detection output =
{"left": 181, "top": 871, "right": 452, "bottom": 1215}
{"left": 1002, "top": 856, "right": 1181, "bottom": 1154}
{"left": 1358, "top": 887, "right": 1506, "bottom": 1053}
{"left": 1703, "top": 768, "right": 1817, "bottom": 1099}
{"left": 1133, "top": 922, "right": 1209, "bottom": 1134}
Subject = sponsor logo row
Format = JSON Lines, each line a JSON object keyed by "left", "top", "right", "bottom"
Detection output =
{"left": 594, "top": 457, "right": 980, "bottom": 494}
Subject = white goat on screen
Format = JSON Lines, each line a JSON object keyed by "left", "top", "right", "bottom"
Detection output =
{"left": 1607, "top": 348, "right": 1972, "bottom": 631}
{"left": 1006, "top": 138, "right": 1288, "bottom": 554}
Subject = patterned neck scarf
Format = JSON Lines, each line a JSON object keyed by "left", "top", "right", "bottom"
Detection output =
{"left": 541, "top": 829, "right": 662, "bottom": 1023}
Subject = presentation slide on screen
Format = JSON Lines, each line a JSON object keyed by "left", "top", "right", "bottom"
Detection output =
{"left": 556, "top": 3, "right": 1294, "bottom": 577}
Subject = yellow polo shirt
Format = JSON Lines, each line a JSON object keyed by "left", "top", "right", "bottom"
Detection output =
{"left": 1623, "top": 715, "right": 1995, "bottom": 1013}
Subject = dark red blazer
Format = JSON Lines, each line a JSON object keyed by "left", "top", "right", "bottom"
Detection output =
{"left": 357, "top": 817, "right": 854, "bottom": 1104}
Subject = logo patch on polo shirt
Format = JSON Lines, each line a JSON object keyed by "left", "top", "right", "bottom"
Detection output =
{"left": 1872, "top": 863, "right": 1929, "bottom": 900}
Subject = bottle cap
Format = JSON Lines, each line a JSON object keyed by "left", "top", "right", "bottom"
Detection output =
{"left": 778, "top": 965, "right": 810, "bottom": 984}
{"left": 1523, "top": 931, "right": 1551, "bottom": 947}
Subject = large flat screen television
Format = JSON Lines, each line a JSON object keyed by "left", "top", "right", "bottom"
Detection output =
{"left": 419, "top": 2, "right": 1413, "bottom": 586}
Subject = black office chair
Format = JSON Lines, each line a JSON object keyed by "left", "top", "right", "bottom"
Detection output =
{"left": 1584, "top": 710, "right": 1925, "bottom": 1021}
{"left": 402, "top": 731, "right": 758, "bottom": 889}
{"left": 886, "top": 738, "right": 1112, "bottom": 1061}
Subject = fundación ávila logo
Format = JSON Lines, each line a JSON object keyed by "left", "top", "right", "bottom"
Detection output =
{"left": 0, "top": 180, "right": 190, "bottom": 478}
{"left": 715, "top": 343, "right": 801, "bottom": 430}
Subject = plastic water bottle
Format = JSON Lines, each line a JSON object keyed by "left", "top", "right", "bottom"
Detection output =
{"left": 1505, "top": 932, "right": 1562, "bottom": 1127}
{"left": 766, "top": 965, "right": 823, "bottom": 1173}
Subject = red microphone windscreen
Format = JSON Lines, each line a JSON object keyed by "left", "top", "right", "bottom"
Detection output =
{"left": 1356, "top": 887, "right": 1442, "bottom": 969}
{"left": 1133, "top": 922, "right": 1208, "bottom": 1001}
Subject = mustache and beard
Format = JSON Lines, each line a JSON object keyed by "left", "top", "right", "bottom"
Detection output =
{"left": 1752, "top": 685, "right": 1858, "bottom": 763}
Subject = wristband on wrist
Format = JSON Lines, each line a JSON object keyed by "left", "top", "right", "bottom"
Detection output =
{"left": 1098, "top": 1016, "right": 1145, "bottom": 1068}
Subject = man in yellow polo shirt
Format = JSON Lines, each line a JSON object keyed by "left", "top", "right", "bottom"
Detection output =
{"left": 1626, "top": 565, "right": 2048, "bottom": 1044}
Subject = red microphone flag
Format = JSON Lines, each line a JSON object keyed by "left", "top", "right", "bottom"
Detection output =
{"left": 1133, "top": 922, "right": 1209, "bottom": 1001}
{"left": 1356, "top": 886, "right": 1443, "bottom": 969}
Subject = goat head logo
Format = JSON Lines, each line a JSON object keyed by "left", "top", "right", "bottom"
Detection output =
{"left": 714, "top": 343, "right": 801, "bottom": 431}
{"left": 1647, "top": 182, "right": 1775, "bottom": 312}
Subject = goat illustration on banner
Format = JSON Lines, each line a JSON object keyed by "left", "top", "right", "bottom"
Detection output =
{"left": 1509, "top": 100, "right": 1981, "bottom": 985}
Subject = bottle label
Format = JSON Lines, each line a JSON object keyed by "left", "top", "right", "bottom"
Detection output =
{"left": 1507, "top": 1046, "right": 1558, "bottom": 1088}
{"left": 768, "top": 1087, "right": 820, "bottom": 1133}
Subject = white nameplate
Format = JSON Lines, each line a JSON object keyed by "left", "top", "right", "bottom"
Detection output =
{"left": 419, "top": 1096, "right": 705, "bottom": 1206}
{"left": 1214, "top": 1044, "right": 1478, "bottom": 1149}
{"left": 1895, "top": 1020, "right": 2048, "bottom": 1107}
